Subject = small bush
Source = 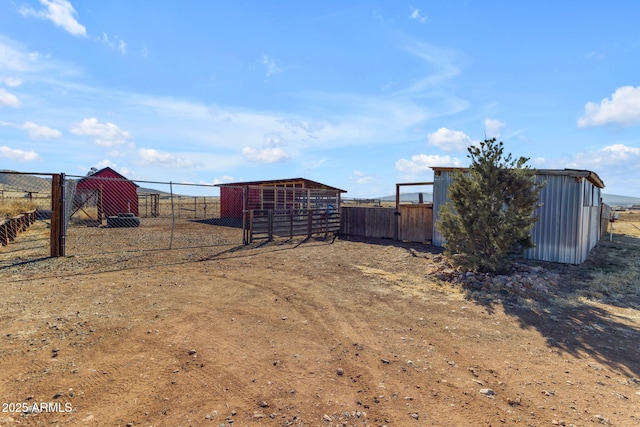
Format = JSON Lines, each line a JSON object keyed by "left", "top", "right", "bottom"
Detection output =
{"left": 436, "top": 139, "right": 544, "bottom": 274}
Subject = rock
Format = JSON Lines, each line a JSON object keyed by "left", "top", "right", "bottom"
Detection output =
{"left": 507, "top": 396, "right": 521, "bottom": 406}
{"left": 381, "top": 359, "right": 390, "bottom": 364}
{"left": 479, "top": 388, "right": 495, "bottom": 396}
{"left": 336, "top": 368, "right": 344, "bottom": 376}
{"left": 188, "top": 349, "right": 197, "bottom": 355}
{"left": 322, "top": 414, "right": 332, "bottom": 422}
{"left": 258, "top": 400, "right": 269, "bottom": 408}
{"left": 410, "top": 412, "right": 419, "bottom": 420}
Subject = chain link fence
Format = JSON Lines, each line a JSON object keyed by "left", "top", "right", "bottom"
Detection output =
{"left": 0, "top": 171, "right": 56, "bottom": 267}
{"left": 2, "top": 171, "right": 344, "bottom": 272}
{"left": 65, "top": 173, "right": 244, "bottom": 254}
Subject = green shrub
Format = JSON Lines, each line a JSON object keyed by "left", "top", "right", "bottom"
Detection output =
{"left": 436, "top": 139, "right": 544, "bottom": 274}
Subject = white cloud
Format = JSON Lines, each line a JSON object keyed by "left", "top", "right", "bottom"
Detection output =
{"left": 350, "top": 170, "right": 375, "bottom": 185}
{"left": 0, "top": 145, "right": 39, "bottom": 161}
{"left": 242, "top": 132, "right": 291, "bottom": 163}
{"left": 585, "top": 51, "right": 605, "bottom": 60}
{"left": 263, "top": 132, "right": 286, "bottom": 147}
{"left": 211, "top": 176, "right": 236, "bottom": 185}
{"left": 393, "top": 38, "right": 466, "bottom": 102}
{"left": 242, "top": 146, "right": 290, "bottom": 163}
{"left": 395, "top": 154, "right": 462, "bottom": 174}
{"left": 22, "top": 121, "right": 62, "bottom": 140}
{"left": 20, "top": 0, "right": 87, "bottom": 37}
{"left": 427, "top": 127, "right": 475, "bottom": 152}
{"left": 3, "top": 77, "right": 22, "bottom": 87}
{"left": 302, "top": 157, "right": 329, "bottom": 170}
{"left": 410, "top": 7, "right": 427, "bottom": 23}
{"left": 262, "top": 55, "right": 282, "bottom": 79}
{"left": 0, "top": 88, "right": 20, "bottom": 107}
{"left": 138, "top": 148, "right": 195, "bottom": 168}
{"left": 0, "top": 37, "right": 66, "bottom": 75}
{"left": 569, "top": 144, "right": 640, "bottom": 169}
{"left": 578, "top": 86, "right": 640, "bottom": 127}
{"left": 484, "top": 119, "right": 505, "bottom": 138}
{"left": 94, "top": 159, "right": 117, "bottom": 170}
{"left": 97, "top": 32, "right": 127, "bottom": 55}
{"left": 71, "top": 117, "right": 132, "bottom": 147}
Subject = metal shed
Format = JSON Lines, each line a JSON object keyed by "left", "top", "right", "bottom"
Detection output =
{"left": 432, "top": 167, "right": 606, "bottom": 264}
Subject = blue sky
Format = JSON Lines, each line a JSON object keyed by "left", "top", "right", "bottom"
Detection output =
{"left": 1, "top": 1, "right": 640, "bottom": 197}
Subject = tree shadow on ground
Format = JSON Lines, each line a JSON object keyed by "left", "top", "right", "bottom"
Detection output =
{"left": 461, "top": 232, "right": 640, "bottom": 378}
{"left": 337, "top": 234, "right": 444, "bottom": 256}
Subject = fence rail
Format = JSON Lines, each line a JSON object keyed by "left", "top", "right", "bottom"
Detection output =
{"left": 245, "top": 209, "right": 340, "bottom": 243}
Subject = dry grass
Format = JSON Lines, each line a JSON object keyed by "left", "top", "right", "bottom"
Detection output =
{"left": 572, "top": 212, "right": 640, "bottom": 306}
{"left": 0, "top": 199, "right": 37, "bottom": 218}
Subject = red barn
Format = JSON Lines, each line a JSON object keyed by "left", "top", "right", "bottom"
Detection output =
{"left": 75, "top": 167, "right": 138, "bottom": 218}
{"left": 217, "top": 178, "right": 346, "bottom": 219}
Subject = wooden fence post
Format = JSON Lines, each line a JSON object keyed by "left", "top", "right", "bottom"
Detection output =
{"left": 267, "top": 209, "right": 273, "bottom": 241}
{"left": 50, "top": 173, "right": 65, "bottom": 257}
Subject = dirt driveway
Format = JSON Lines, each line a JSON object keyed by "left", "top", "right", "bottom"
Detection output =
{"left": 1, "top": 215, "right": 639, "bottom": 426}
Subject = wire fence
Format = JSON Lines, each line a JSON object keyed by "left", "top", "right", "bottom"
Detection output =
{"left": 0, "top": 171, "right": 56, "bottom": 266}
{"left": 2, "top": 171, "right": 345, "bottom": 270}
{"left": 65, "top": 174, "right": 244, "bottom": 254}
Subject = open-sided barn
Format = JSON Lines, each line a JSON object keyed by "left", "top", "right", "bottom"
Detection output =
{"left": 216, "top": 178, "right": 346, "bottom": 219}
{"left": 75, "top": 167, "right": 139, "bottom": 218}
{"left": 432, "top": 168, "right": 607, "bottom": 264}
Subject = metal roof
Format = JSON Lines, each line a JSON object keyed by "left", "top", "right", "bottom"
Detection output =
{"left": 216, "top": 177, "right": 346, "bottom": 193}
{"left": 431, "top": 167, "right": 604, "bottom": 189}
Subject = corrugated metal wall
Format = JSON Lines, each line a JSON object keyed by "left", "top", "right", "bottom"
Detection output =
{"left": 525, "top": 174, "right": 582, "bottom": 263}
{"left": 432, "top": 170, "right": 456, "bottom": 247}
{"left": 432, "top": 170, "right": 603, "bottom": 264}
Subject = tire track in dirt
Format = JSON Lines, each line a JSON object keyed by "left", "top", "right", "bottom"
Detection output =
{"left": 209, "top": 261, "right": 410, "bottom": 424}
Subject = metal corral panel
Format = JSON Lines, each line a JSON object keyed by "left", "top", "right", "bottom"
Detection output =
{"left": 432, "top": 168, "right": 604, "bottom": 264}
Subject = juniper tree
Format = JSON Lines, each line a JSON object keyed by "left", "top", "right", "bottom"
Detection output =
{"left": 436, "top": 138, "right": 544, "bottom": 274}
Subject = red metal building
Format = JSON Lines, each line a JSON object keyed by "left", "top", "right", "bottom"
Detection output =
{"left": 75, "top": 167, "right": 139, "bottom": 218}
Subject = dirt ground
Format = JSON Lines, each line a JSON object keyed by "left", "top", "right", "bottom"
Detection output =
{"left": 1, "top": 213, "right": 639, "bottom": 426}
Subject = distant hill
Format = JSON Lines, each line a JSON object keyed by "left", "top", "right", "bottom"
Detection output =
{"left": 377, "top": 192, "right": 433, "bottom": 203}
{"left": 0, "top": 171, "right": 51, "bottom": 194}
{"left": 602, "top": 194, "right": 640, "bottom": 207}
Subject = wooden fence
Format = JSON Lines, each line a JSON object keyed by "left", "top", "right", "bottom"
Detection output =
{"left": 244, "top": 208, "right": 340, "bottom": 244}
{"left": 0, "top": 210, "right": 37, "bottom": 248}
{"left": 340, "top": 205, "right": 433, "bottom": 243}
